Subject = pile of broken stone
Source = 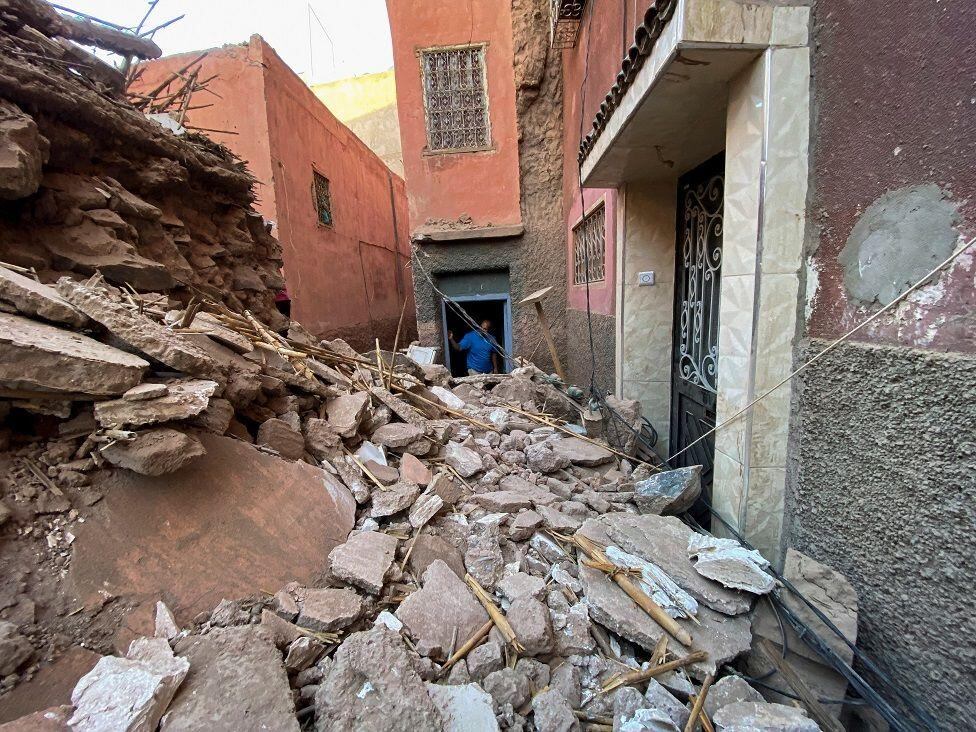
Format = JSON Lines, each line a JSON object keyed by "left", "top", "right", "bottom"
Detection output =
{"left": 0, "top": 267, "right": 852, "bottom": 731}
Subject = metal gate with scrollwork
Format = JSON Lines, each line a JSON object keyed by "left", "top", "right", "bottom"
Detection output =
{"left": 670, "top": 153, "right": 724, "bottom": 515}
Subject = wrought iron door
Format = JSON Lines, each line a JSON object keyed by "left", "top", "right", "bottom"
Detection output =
{"left": 670, "top": 153, "right": 724, "bottom": 513}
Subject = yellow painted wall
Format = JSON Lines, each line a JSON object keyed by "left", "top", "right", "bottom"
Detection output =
{"left": 312, "top": 69, "right": 403, "bottom": 176}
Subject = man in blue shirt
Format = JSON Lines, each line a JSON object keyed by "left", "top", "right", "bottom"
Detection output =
{"left": 448, "top": 320, "right": 500, "bottom": 375}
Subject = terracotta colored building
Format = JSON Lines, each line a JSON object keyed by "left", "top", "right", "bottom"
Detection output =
{"left": 133, "top": 36, "right": 415, "bottom": 349}
{"left": 389, "top": 0, "right": 974, "bottom": 726}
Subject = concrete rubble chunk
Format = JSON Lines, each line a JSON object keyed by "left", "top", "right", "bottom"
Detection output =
{"left": 430, "top": 470, "right": 463, "bottom": 505}
{"left": 314, "top": 627, "right": 443, "bottom": 731}
{"left": 162, "top": 626, "right": 298, "bottom": 731}
{"left": 644, "top": 678, "right": 691, "bottom": 729}
{"left": 0, "top": 312, "right": 148, "bottom": 396}
{"left": 580, "top": 560, "right": 751, "bottom": 677}
{"left": 509, "top": 509, "right": 543, "bottom": 540}
{"left": 481, "top": 667, "right": 530, "bottom": 710}
{"left": 550, "top": 436, "right": 615, "bottom": 467}
{"left": 703, "top": 675, "right": 764, "bottom": 719}
{"left": 604, "top": 545, "right": 698, "bottom": 620}
{"left": 473, "top": 490, "right": 533, "bottom": 512}
{"left": 123, "top": 382, "right": 169, "bottom": 401}
{"left": 506, "top": 596, "right": 553, "bottom": 656}
{"left": 0, "top": 620, "right": 32, "bottom": 675}
{"left": 446, "top": 441, "right": 483, "bottom": 477}
{"left": 154, "top": 601, "right": 180, "bottom": 640}
{"left": 537, "top": 503, "right": 583, "bottom": 533}
{"left": 749, "top": 549, "right": 857, "bottom": 720}
{"left": 304, "top": 417, "right": 342, "bottom": 461}
{"left": 298, "top": 588, "right": 363, "bottom": 633}
{"left": 371, "top": 422, "right": 425, "bottom": 449}
{"left": 94, "top": 379, "right": 218, "bottom": 429}
{"left": 430, "top": 385, "right": 468, "bottom": 410}
{"left": 181, "top": 311, "right": 253, "bottom": 354}
{"left": 400, "top": 452, "right": 432, "bottom": 484}
{"left": 328, "top": 530, "right": 398, "bottom": 595}
{"left": 0, "top": 100, "right": 47, "bottom": 199}
{"left": 753, "top": 548, "right": 857, "bottom": 666}
{"left": 407, "top": 533, "right": 466, "bottom": 579}
{"left": 326, "top": 392, "right": 370, "bottom": 438}
{"left": 57, "top": 278, "right": 221, "bottom": 379}
{"left": 526, "top": 441, "right": 571, "bottom": 473}
{"left": 634, "top": 466, "right": 702, "bottom": 515}
{"left": 69, "top": 637, "right": 189, "bottom": 732}
{"left": 711, "top": 701, "right": 819, "bottom": 731}
{"left": 370, "top": 481, "right": 421, "bottom": 518}
{"left": 285, "top": 636, "right": 325, "bottom": 672}
{"left": 532, "top": 687, "right": 580, "bottom": 732}
{"left": 257, "top": 417, "right": 305, "bottom": 460}
{"left": 100, "top": 428, "right": 206, "bottom": 476}
{"left": 0, "top": 266, "right": 87, "bottom": 326}
{"left": 409, "top": 487, "right": 444, "bottom": 528}
{"left": 687, "top": 534, "right": 774, "bottom": 595}
{"left": 497, "top": 572, "right": 546, "bottom": 602}
{"left": 584, "top": 514, "right": 753, "bottom": 616}
{"left": 466, "top": 640, "right": 504, "bottom": 680}
{"left": 426, "top": 683, "right": 499, "bottom": 732}
{"left": 396, "top": 560, "right": 489, "bottom": 659}
{"left": 617, "top": 706, "right": 681, "bottom": 732}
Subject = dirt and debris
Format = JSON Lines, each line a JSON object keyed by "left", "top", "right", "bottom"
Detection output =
{"left": 0, "top": 1, "right": 862, "bottom": 729}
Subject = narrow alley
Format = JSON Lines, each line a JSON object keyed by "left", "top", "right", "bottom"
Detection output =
{"left": 0, "top": 1, "right": 972, "bottom": 731}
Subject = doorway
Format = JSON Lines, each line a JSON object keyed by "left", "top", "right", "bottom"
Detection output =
{"left": 441, "top": 295, "right": 512, "bottom": 377}
{"left": 670, "top": 152, "right": 725, "bottom": 522}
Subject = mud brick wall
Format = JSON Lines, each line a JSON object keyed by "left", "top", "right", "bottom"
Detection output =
{"left": 0, "top": 10, "right": 286, "bottom": 328}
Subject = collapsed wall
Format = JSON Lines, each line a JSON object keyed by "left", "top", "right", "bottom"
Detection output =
{"left": 0, "top": 0, "right": 287, "bottom": 329}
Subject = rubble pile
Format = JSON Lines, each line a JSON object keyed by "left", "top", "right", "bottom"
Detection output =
{"left": 0, "top": 263, "right": 854, "bottom": 729}
{"left": 0, "top": 0, "right": 287, "bottom": 329}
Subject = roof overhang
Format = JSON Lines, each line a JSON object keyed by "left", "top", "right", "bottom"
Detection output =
{"left": 580, "top": 0, "right": 809, "bottom": 186}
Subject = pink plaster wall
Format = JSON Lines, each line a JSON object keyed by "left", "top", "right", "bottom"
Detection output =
{"left": 560, "top": 0, "right": 635, "bottom": 317}
{"left": 386, "top": 0, "right": 523, "bottom": 231}
{"left": 133, "top": 37, "right": 415, "bottom": 348}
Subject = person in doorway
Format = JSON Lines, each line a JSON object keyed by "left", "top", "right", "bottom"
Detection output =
{"left": 448, "top": 320, "right": 501, "bottom": 375}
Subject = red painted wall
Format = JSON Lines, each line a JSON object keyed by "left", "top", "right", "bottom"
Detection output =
{"left": 560, "top": 0, "right": 635, "bottom": 317}
{"left": 386, "top": 0, "right": 523, "bottom": 232}
{"left": 807, "top": 2, "right": 975, "bottom": 353}
{"left": 133, "top": 37, "right": 415, "bottom": 348}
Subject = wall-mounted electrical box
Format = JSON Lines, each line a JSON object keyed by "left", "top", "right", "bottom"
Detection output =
{"left": 637, "top": 271, "right": 655, "bottom": 286}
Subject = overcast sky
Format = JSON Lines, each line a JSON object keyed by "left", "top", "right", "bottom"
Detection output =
{"left": 57, "top": 0, "right": 394, "bottom": 83}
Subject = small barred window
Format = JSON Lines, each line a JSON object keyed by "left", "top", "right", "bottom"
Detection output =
{"left": 420, "top": 45, "right": 491, "bottom": 152}
{"left": 312, "top": 170, "right": 332, "bottom": 226}
{"left": 573, "top": 203, "right": 606, "bottom": 285}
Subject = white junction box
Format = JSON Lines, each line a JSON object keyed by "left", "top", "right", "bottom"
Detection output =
{"left": 637, "top": 271, "right": 655, "bottom": 286}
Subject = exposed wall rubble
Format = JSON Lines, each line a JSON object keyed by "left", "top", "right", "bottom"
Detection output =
{"left": 0, "top": 2, "right": 286, "bottom": 329}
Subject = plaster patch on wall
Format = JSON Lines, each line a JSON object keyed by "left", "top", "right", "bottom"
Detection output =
{"left": 838, "top": 184, "right": 960, "bottom": 306}
{"left": 803, "top": 255, "right": 820, "bottom": 322}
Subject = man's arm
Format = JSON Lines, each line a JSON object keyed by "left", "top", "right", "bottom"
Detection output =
{"left": 447, "top": 330, "right": 462, "bottom": 352}
{"left": 491, "top": 351, "right": 500, "bottom": 374}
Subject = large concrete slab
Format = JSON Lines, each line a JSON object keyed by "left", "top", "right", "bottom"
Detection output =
{"left": 0, "top": 312, "right": 147, "bottom": 396}
{"left": 162, "top": 627, "right": 298, "bottom": 731}
{"left": 66, "top": 434, "right": 355, "bottom": 623}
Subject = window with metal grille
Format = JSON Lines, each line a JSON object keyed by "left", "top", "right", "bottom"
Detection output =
{"left": 573, "top": 203, "right": 606, "bottom": 284}
{"left": 420, "top": 45, "right": 491, "bottom": 152}
{"left": 312, "top": 170, "right": 332, "bottom": 226}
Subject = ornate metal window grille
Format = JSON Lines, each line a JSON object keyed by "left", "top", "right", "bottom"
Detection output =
{"left": 675, "top": 174, "right": 724, "bottom": 393}
{"left": 550, "top": 0, "right": 586, "bottom": 49}
{"left": 573, "top": 202, "right": 606, "bottom": 285}
{"left": 420, "top": 46, "right": 490, "bottom": 152}
{"left": 312, "top": 170, "right": 332, "bottom": 226}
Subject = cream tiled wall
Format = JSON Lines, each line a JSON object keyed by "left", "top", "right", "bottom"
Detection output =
{"left": 619, "top": 180, "right": 678, "bottom": 458}
{"left": 712, "top": 45, "right": 810, "bottom": 563}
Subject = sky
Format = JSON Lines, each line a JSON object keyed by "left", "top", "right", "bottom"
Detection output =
{"left": 56, "top": 0, "right": 394, "bottom": 84}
